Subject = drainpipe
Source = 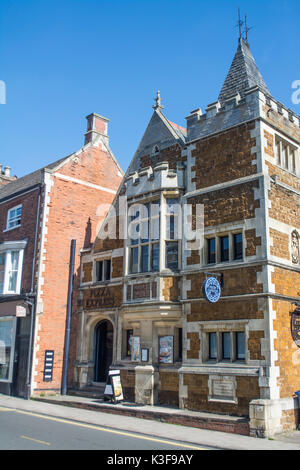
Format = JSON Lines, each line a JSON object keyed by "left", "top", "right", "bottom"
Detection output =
{"left": 25, "top": 184, "right": 41, "bottom": 400}
{"left": 62, "top": 239, "right": 76, "bottom": 395}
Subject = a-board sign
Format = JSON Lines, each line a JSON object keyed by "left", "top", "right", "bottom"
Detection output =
{"left": 104, "top": 370, "right": 124, "bottom": 403}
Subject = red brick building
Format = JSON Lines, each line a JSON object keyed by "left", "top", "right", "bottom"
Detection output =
{"left": 76, "top": 39, "right": 300, "bottom": 437}
{"left": 0, "top": 113, "right": 123, "bottom": 397}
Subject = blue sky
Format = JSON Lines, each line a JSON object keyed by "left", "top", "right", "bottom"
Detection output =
{"left": 0, "top": 0, "right": 299, "bottom": 177}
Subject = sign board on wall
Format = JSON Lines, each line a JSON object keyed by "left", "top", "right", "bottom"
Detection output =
{"left": 159, "top": 336, "right": 174, "bottom": 364}
{"left": 43, "top": 350, "right": 54, "bottom": 382}
{"left": 16, "top": 305, "right": 27, "bottom": 317}
{"left": 203, "top": 277, "right": 221, "bottom": 303}
{"left": 291, "top": 309, "right": 300, "bottom": 347}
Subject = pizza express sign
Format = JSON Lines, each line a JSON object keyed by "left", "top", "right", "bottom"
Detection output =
{"left": 203, "top": 277, "right": 221, "bottom": 303}
{"left": 84, "top": 287, "right": 114, "bottom": 309}
{"left": 291, "top": 308, "right": 300, "bottom": 347}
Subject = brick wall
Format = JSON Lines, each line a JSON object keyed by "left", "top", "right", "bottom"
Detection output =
{"left": 158, "top": 371, "right": 179, "bottom": 407}
{"left": 32, "top": 144, "right": 122, "bottom": 393}
{"left": 140, "top": 144, "right": 182, "bottom": 170}
{"left": 187, "top": 181, "right": 260, "bottom": 229}
{"left": 191, "top": 122, "right": 257, "bottom": 190}
{"left": 0, "top": 188, "right": 41, "bottom": 293}
{"left": 271, "top": 266, "right": 300, "bottom": 398}
{"left": 182, "top": 374, "right": 259, "bottom": 417}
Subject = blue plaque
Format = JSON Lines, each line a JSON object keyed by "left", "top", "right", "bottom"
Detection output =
{"left": 203, "top": 277, "right": 221, "bottom": 303}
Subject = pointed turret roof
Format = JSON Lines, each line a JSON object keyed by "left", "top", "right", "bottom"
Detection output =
{"left": 218, "top": 38, "right": 270, "bottom": 103}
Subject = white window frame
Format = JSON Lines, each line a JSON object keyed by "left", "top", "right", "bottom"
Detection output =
{"left": 0, "top": 241, "right": 26, "bottom": 295}
{"left": 275, "top": 135, "right": 298, "bottom": 175}
{"left": 5, "top": 205, "right": 22, "bottom": 231}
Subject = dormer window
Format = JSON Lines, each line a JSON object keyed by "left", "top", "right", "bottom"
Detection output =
{"left": 6, "top": 205, "right": 22, "bottom": 231}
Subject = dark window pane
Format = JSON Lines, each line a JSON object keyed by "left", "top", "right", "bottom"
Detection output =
{"left": 104, "top": 259, "right": 111, "bottom": 280}
{"left": 166, "top": 241, "right": 178, "bottom": 270}
{"left": 209, "top": 333, "right": 217, "bottom": 360}
{"left": 234, "top": 233, "right": 243, "bottom": 260}
{"left": 126, "top": 329, "right": 133, "bottom": 357}
{"left": 166, "top": 198, "right": 179, "bottom": 214}
{"left": 130, "top": 247, "right": 139, "bottom": 273}
{"left": 151, "top": 243, "right": 160, "bottom": 271}
{"left": 167, "top": 214, "right": 175, "bottom": 240}
{"left": 207, "top": 238, "right": 216, "bottom": 264}
{"left": 222, "top": 332, "right": 231, "bottom": 360}
{"left": 131, "top": 223, "right": 139, "bottom": 245}
{"left": 220, "top": 236, "right": 229, "bottom": 262}
{"left": 141, "top": 219, "right": 149, "bottom": 243}
{"left": 141, "top": 245, "right": 149, "bottom": 272}
{"left": 236, "top": 332, "right": 245, "bottom": 360}
{"left": 178, "top": 328, "right": 182, "bottom": 361}
{"left": 96, "top": 261, "right": 103, "bottom": 281}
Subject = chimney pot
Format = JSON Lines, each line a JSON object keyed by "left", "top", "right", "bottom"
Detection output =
{"left": 4, "top": 166, "right": 10, "bottom": 177}
{"left": 84, "top": 113, "right": 109, "bottom": 145}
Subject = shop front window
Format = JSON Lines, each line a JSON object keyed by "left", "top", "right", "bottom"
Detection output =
{"left": 0, "top": 317, "right": 16, "bottom": 381}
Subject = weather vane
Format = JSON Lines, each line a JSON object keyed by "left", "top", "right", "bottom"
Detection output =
{"left": 236, "top": 8, "right": 252, "bottom": 45}
{"left": 244, "top": 14, "right": 252, "bottom": 46}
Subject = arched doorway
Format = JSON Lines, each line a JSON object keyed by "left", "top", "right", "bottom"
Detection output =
{"left": 93, "top": 320, "right": 113, "bottom": 382}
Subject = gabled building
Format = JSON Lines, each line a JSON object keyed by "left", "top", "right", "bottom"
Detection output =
{"left": 76, "top": 37, "right": 300, "bottom": 437}
{"left": 0, "top": 113, "right": 123, "bottom": 398}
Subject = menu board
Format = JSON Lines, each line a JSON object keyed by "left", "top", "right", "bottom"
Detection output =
{"left": 159, "top": 336, "right": 174, "bottom": 364}
{"left": 104, "top": 370, "right": 123, "bottom": 403}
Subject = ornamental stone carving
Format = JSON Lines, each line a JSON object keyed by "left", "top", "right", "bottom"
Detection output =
{"left": 291, "top": 230, "right": 299, "bottom": 264}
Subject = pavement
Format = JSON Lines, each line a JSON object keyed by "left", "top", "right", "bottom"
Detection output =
{"left": 1, "top": 393, "right": 300, "bottom": 450}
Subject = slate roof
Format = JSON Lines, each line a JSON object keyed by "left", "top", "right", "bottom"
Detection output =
{"left": 218, "top": 38, "right": 270, "bottom": 103}
{"left": 168, "top": 121, "right": 187, "bottom": 140}
{"left": 0, "top": 155, "right": 69, "bottom": 201}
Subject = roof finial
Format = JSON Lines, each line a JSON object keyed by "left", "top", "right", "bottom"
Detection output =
{"left": 153, "top": 90, "right": 164, "bottom": 110}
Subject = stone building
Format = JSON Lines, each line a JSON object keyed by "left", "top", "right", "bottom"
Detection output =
{"left": 0, "top": 113, "right": 123, "bottom": 398}
{"left": 75, "top": 38, "right": 300, "bottom": 437}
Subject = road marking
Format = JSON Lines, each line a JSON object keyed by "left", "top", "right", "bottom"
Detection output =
{"left": 0, "top": 407, "right": 207, "bottom": 450}
{"left": 20, "top": 435, "right": 51, "bottom": 446}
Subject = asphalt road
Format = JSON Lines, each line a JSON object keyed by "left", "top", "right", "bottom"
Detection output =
{"left": 0, "top": 406, "right": 211, "bottom": 451}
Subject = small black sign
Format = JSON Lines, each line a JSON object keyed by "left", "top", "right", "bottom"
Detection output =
{"left": 291, "top": 309, "right": 300, "bottom": 347}
{"left": 43, "top": 350, "right": 54, "bottom": 382}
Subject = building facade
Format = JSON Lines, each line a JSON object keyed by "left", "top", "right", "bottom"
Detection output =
{"left": 75, "top": 38, "right": 300, "bottom": 437}
{"left": 0, "top": 113, "right": 123, "bottom": 398}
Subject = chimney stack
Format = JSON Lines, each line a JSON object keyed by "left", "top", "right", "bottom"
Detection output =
{"left": 4, "top": 166, "right": 10, "bottom": 177}
{"left": 84, "top": 113, "right": 109, "bottom": 146}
